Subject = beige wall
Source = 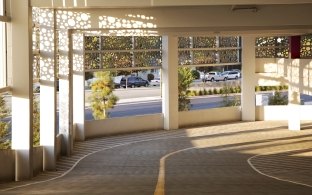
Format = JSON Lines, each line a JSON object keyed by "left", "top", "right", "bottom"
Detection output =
{"left": 0, "top": 149, "right": 15, "bottom": 182}
{"left": 179, "top": 107, "right": 241, "bottom": 127}
{"left": 256, "top": 105, "right": 312, "bottom": 121}
{"left": 85, "top": 114, "right": 164, "bottom": 138}
{"left": 47, "top": 5, "right": 312, "bottom": 35}
{"left": 255, "top": 59, "right": 312, "bottom": 95}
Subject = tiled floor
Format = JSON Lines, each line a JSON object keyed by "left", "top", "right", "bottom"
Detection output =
{"left": 1, "top": 121, "right": 312, "bottom": 194}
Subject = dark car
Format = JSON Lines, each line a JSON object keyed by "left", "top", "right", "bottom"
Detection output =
{"left": 120, "top": 76, "right": 149, "bottom": 88}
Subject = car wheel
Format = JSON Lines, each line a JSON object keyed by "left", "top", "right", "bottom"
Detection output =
{"left": 131, "top": 84, "right": 135, "bottom": 88}
{"left": 224, "top": 77, "right": 227, "bottom": 81}
{"left": 235, "top": 76, "right": 238, "bottom": 79}
{"left": 211, "top": 78, "right": 214, "bottom": 82}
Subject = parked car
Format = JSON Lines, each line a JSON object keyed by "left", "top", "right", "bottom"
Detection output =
{"left": 150, "top": 78, "right": 161, "bottom": 86}
{"left": 120, "top": 76, "right": 149, "bottom": 88}
{"left": 204, "top": 72, "right": 226, "bottom": 82}
{"left": 221, "top": 71, "right": 240, "bottom": 80}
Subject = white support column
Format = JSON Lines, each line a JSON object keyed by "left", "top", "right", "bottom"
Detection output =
{"left": 10, "top": 0, "right": 33, "bottom": 181}
{"left": 0, "top": 22, "right": 6, "bottom": 87}
{"left": 58, "top": 29, "right": 73, "bottom": 156}
{"left": 241, "top": 36, "right": 256, "bottom": 121}
{"left": 39, "top": 9, "right": 56, "bottom": 171}
{"left": 288, "top": 59, "right": 301, "bottom": 131}
{"left": 162, "top": 35, "right": 179, "bottom": 130}
{"left": 72, "top": 32, "right": 85, "bottom": 141}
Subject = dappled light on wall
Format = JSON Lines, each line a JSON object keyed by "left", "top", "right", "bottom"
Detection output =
{"left": 99, "top": 15, "right": 157, "bottom": 36}
{"left": 73, "top": 33, "right": 84, "bottom": 72}
{"left": 302, "top": 61, "right": 312, "bottom": 94}
{"left": 56, "top": 11, "right": 91, "bottom": 29}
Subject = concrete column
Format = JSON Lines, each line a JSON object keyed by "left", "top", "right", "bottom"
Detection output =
{"left": 241, "top": 36, "right": 256, "bottom": 121}
{"left": 39, "top": 9, "right": 56, "bottom": 171}
{"left": 288, "top": 59, "right": 301, "bottom": 131}
{"left": 0, "top": 22, "right": 6, "bottom": 87}
{"left": 72, "top": 32, "right": 85, "bottom": 141}
{"left": 10, "top": 0, "right": 33, "bottom": 181}
{"left": 162, "top": 35, "right": 179, "bottom": 130}
{"left": 58, "top": 29, "right": 73, "bottom": 156}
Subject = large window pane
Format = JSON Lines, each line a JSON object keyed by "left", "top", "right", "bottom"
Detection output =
{"left": 134, "top": 51, "right": 161, "bottom": 67}
{"left": 85, "top": 69, "right": 161, "bottom": 120}
{"left": 134, "top": 36, "right": 161, "bottom": 49}
{"left": 101, "top": 36, "right": 132, "bottom": 50}
{"left": 102, "top": 52, "right": 132, "bottom": 69}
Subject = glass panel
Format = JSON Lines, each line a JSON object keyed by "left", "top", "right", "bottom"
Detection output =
{"left": 0, "top": 91, "right": 11, "bottom": 149}
{"left": 256, "top": 47, "right": 289, "bottom": 58}
{"left": 101, "top": 36, "right": 132, "bottom": 50}
{"left": 85, "top": 69, "right": 162, "bottom": 120}
{"left": 301, "top": 34, "right": 312, "bottom": 58}
{"left": 193, "top": 37, "right": 216, "bottom": 48}
{"left": 219, "top": 49, "right": 239, "bottom": 63}
{"left": 134, "top": 51, "right": 162, "bottom": 67}
{"left": 256, "top": 36, "right": 289, "bottom": 47}
{"left": 178, "top": 37, "right": 191, "bottom": 48}
{"left": 102, "top": 52, "right": 132, "bottom": 69}
{"left": 85, "top": 53, "right": 100, "bottom": 69}
{"left": 219, "top": 36, "right": 239, "bottom": 47}
{"left": 134, "top": 36, "right": 161, "bottom": 49}
{"left": 193, "top": 50, "right": 217, "bottom": 64}
{"left": 178, "top": 50, "right": 192, "bottom": 65}
{"left": 85, "top": 36, "right": 100, "bottom": 50}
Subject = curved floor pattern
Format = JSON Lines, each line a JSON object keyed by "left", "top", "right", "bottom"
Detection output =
{"left": 1, "top": 121, "right": 312, "bottom": 195}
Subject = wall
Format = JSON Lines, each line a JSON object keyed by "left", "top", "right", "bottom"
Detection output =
{"left": 256, "top": 105, "right": 312, "bottom": 121}
{"left": 33, "top": 146, "right": 43, "bottom": 176}
{"left": 179, "top": 107, "right": 241, "bottom": 127}
{"left": 85, "top": 114, "right": 163, "bottom": 138}
{"left": 0, "top": 149, "right": 15, "bottom": 182}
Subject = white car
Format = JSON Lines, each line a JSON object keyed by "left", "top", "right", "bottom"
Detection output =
{"left": 221, "top": 71, "right": 240, "bottom": 80}
{"left": 150, "top": 78, "right": 161, "bottom": 86}
{"left": 204, "top": 72, "right": 226, "bottom": 82}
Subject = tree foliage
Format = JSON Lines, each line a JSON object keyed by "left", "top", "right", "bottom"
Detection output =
{"left": 0, "top": 94, "right": 10, "bottom": 149}
{"left": 268, "top": 91, "right": 288, "bottom": 105}
{"left": 90, "top": 71, "right": 119, "bottom": 119}
{"left": 33, "top": 96, "right": 40, "bottom": 146}
{"left": 221, "top": 84, "right": 241, "bottom": 107}
{"left": 178, "top": 67, "right": 194, "bottom": 111}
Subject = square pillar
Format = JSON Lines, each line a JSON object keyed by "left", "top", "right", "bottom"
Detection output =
{"left": 162, "top": 35, "right": 179, "bottom": 130}
{"left": 9, "top": 0, "right": 33, "bottom": 181}
{"left": 38, "top": 9, "right": 57, "bottom": 171}
{"left": 72, "top": 32, "right": 85, "bottom": 141}
{"left": 287, "top": 58, "right": 301, "bottom": 131}
{"left": 241, "top": 36, "right": 256, "bottom": 121}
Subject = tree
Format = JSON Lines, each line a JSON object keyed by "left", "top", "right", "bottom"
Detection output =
{"left": 178, "top": 67, "right": 194, "bottom": 111}
{"left": 0, "top": 94, "right": 10, "bottom": 149}
{"left": 90, "top": 71, "right": 119, "bottom": 119}
{"left": 191, "top": 69, "right": 200, "bottom": 80}
{"left": 33, "top": 96, "right": 40, "bottom": 146}
{"left": 221, "top": 84, "right": 241, "bottom": 107}
{"left": 268, "top": 91, "right": 288, "bottom": 105}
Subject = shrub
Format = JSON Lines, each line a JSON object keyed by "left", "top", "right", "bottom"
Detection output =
{"left": 0, "top": 94, "right": 10, "bottom": 149}
{"left": 268, "top": 91, "right": 288, "bottom": 105}
{"left": 147, "top": 73, "right": 154, "bottom": 81}
{"left": 191, "top": 70, "right": 200, "bottom": 80}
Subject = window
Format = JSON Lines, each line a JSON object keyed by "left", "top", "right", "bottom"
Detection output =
{"left": 178, "top": 36, "right": 242, "bottom": 111}
{"left": 84, "top": 35, "right": 162, "bottom": 120}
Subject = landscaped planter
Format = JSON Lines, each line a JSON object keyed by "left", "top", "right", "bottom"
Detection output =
{"left": 0, "top": 149, "right": 15, "bottom": 182}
